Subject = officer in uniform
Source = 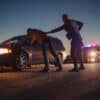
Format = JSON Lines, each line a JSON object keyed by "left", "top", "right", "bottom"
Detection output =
{"left": 46, "top": 14, "right": 85, "bottom": 72}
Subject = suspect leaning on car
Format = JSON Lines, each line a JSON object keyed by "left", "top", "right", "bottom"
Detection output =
{"left": 0, "top": 29, "right": 66, "bottom": 71}
{"left": 26, "top": 28, "right": 63, "bottom": 72}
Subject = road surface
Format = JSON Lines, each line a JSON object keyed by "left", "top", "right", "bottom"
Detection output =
{"left": 0, "top": 63, "right": 100, "bottom": 100}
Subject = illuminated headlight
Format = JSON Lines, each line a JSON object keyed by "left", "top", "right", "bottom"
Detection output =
{"left": 89, "top": 51, "right": 97, "bottom": 57}
{"left": 90, "top": 58, "right": 96, "bottom": 62}
{"left": 0, "top": 48, "right": 12, "bottom": 55}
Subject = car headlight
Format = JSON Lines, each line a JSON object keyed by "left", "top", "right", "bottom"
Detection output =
{"left": 89, "top": 51, "right": 97, "bottom": 57}
{"left": 89, "top": 58, "right": 96, "bottom": 62}
{"left": 0, "top": 48, "right": 12, "bottom": 55}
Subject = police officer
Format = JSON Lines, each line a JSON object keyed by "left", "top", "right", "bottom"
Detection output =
{"left": 27, "top": 28, "right": 62, "bottom": 72}
{"left": 46, "top": 14, "right": 85, "bottom": 72}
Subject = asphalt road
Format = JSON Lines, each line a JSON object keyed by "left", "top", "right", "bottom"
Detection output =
{"left": 0, "top": 63, "right": 100, "bottom": 100}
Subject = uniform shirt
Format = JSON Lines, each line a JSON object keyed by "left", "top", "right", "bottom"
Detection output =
{"left": 49, "top": 19, "right": 84, "bottom": 46}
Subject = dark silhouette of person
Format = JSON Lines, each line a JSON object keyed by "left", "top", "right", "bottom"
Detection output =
{"left": 26, "top": 28, "right": 62, "bottom": 72}
{"left": 46, "top": 14, "right": 85, "bottom": 72}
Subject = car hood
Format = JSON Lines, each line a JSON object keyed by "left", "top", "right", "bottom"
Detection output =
{"left": 0, "top": 43, "right": 12, "bottom": 48}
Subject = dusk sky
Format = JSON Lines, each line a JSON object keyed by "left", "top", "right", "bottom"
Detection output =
{"left": 0, "top": 0, "right": 100, "bottom": 50}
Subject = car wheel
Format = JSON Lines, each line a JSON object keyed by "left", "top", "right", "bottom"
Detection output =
{"left": 15, "top": 52, "right": 29, "bottom": 71}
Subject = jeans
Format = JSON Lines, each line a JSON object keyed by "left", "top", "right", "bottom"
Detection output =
{"left": 42, "top": 37, "right": 62, "bottom": 70}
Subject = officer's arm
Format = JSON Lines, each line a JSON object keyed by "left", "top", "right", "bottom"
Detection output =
{"left": 77, "top": 21, "right": 83, "bottom": 30}
{"left": 47, "top": 25, "right": 64, "bottom": 33}
{"left": 71, "top": 19, "right": 83, "bottom": 30}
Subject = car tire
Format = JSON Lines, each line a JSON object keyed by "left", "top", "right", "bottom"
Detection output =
{"left": 14, "top": 52, "right": 29, "bottom": 71}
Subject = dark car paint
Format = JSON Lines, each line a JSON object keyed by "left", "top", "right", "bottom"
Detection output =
{"left": 0, "top": 35, "right": 65, "bottom": 68}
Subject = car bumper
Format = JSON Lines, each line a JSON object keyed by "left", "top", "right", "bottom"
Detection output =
{"left": 0, "top": 54, "right": 16, "bottom": 66}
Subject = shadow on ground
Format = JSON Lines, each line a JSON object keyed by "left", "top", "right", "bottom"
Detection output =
{"left": 77, "top": 87, "right": 100, "bottom": 100}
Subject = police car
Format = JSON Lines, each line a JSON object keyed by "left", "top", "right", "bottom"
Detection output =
{"left": 82, "top": 44, "right": 100, "bottom": 63}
